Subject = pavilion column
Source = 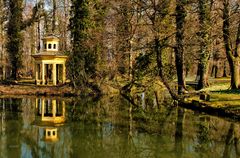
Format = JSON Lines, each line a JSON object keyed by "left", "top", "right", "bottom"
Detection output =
{"left": 42, "top": 63, "right": 45, "bottom": 85}
{"left": 52, "top": 100, "right": 56, "bottom": 118}
{"left": 52, "top": 64, "right": 57, "bottom": 85}
{"left": 41, "top": 98, "right": 45, "bottom": 118}
{"left": 62, "top": 101, "right": 65, "bottom": 117}
{"left": 62, "top": 63, "right": 66, "bottom": 84}
{"left": 35, "top": 64, "right": 39, "bottom": 85}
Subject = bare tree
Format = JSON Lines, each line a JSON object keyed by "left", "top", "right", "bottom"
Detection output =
{"left": 222, "top": 0, "right": 240, "bottom": 89}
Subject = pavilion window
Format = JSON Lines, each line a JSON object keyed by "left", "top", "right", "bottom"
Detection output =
{"left": 53, "top": 44, "right": 56, "bottom": 49}
{"left": 48, "top": 44, "right": 52, "bottom": 49}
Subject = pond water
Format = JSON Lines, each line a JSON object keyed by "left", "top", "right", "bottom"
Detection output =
{"left": 0, "top": 95, "right": 240, "bottom": 158}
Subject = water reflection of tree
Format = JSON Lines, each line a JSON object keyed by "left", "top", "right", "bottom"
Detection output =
{"left": 0, "top": 98, "right": 23, "bottom": 157}
{"left": 125, "top": 101, "right": 138, "bottom": 157}
{"left": 174, "top": 107, "right": 185, "bottom": 158}
{"left": 223, "top": 123, "right": 235, "bottom": 158}
{"left": 223, "top": 123, "right": 240, "bottom": 158}
{"left": 159, "top": 106, "right": 175, "bottom": 135}
{"left": 22, "top": 133, "right": 40, "bottom": 158}
{"left": 195, "top": 115, "right": 211, "bottom": 157}
{"left": 235, "top": 135, "right": 240, "bottom": 157}
{"left": 69, "top": 96, "right": 156, "bottom": 157}
{"left": 69, "top": 96, "right": 103, "bottom": 122}
{"left": 69, "top": 95, "right": 123, "bottom": 156}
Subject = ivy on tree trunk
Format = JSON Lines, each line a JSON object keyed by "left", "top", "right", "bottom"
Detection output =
{"left": 68, "top": 0, "right": 96, "bottom": 88}
{"left": 175, "top": 0, "right": 187, "bottom": 94}
{"left": 196, "top": 0, "right": 211, "bottom": 90}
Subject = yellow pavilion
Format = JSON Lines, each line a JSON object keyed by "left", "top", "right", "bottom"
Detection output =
{"left": 32, "top": 34, "right": 67, "bottom": 86}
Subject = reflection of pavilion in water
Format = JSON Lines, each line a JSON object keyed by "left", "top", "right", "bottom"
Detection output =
{"left": 36, "top": 98, "right": 65, "bottom": 124}
{"left": 42, "top": 127, "right": 58, "bottom": 142}
{"left": 35, "top": 98, "right": 66, "bottom": 142}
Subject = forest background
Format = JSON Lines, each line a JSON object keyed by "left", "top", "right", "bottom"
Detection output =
{"left": 0, "top": 0, "right": 240, "bottom": 99}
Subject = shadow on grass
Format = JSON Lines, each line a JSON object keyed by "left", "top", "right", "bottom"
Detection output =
{"left": 211, "top": 89, "right": 240, "bottom": 94}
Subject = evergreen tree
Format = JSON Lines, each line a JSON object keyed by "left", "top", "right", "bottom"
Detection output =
{"left": 68, "top": 0, "right": 95, "bottom": 88}
{"left": 6, "top": 0, "right": 43, "bottom": 80}
{"left": 6, "top": 0, "right": 23, "bottom": 80}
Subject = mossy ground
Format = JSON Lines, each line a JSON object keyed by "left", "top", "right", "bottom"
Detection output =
{"left": 185, "top": 77, "right": 240, "bottom": 115}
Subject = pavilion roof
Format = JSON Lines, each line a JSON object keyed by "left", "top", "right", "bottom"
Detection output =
{"left": 34, "top": 51, "right": 65, "bottom": 56}
{"left": 32, "top": 51, "right": 68, "bottom": 60}
{"left": 42, "top": 34, "right": 60, "bottom": 41}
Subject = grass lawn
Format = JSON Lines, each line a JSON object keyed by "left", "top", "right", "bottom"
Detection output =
{"left": 186, "top": 77, "right": 240, "bottom": 110}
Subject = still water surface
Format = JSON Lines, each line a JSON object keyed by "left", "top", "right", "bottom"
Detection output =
{"left": 0, "top": 96, "right": 240, "bottom": 158}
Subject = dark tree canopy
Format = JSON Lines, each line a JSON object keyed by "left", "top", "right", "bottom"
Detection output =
{"left": 68, "top": 0, "right": 96, "bottom": 88}
{"left": 6, "top": 0, "right": 43, "bottom": 80}
{"left": 6, "top": 0, "right": 24, "bottom": 79}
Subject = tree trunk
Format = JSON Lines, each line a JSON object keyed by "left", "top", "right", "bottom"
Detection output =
{"left": 175, "top": 0, "right": 187, "bottom": 94}
{"left": 211, "top": 65, "right": 217, "bottom": 78}
{"left": 214, "top": 65, "right": 218, "bottom": 78}
{"left": 62, "top": 0, "right": 68, "bottom": 50}
{"left": 52, "top": 0, "right": 56, "bottom": 33}
{"left": 223, "top": 0, "right": 240, "bottom": 90}
{"left": 223, "top": 61, "right": 227, "bottom": 77}
{"left": 197, "top": 62, "right": 209, "bottom": 90}
{"left": 37, "top": 21, "right": 41, "bottom": 52}
{"left": 197, "top": 0, "right": 211, "bottom": 90}
{"left": 0, "top": 0, "right": 4, "bottom": 68}
{"left": 229, "top": 59, "right": 239, "bottom": 89}
{"left": 155, "top": 37, "right": 179, "bottom": 101}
